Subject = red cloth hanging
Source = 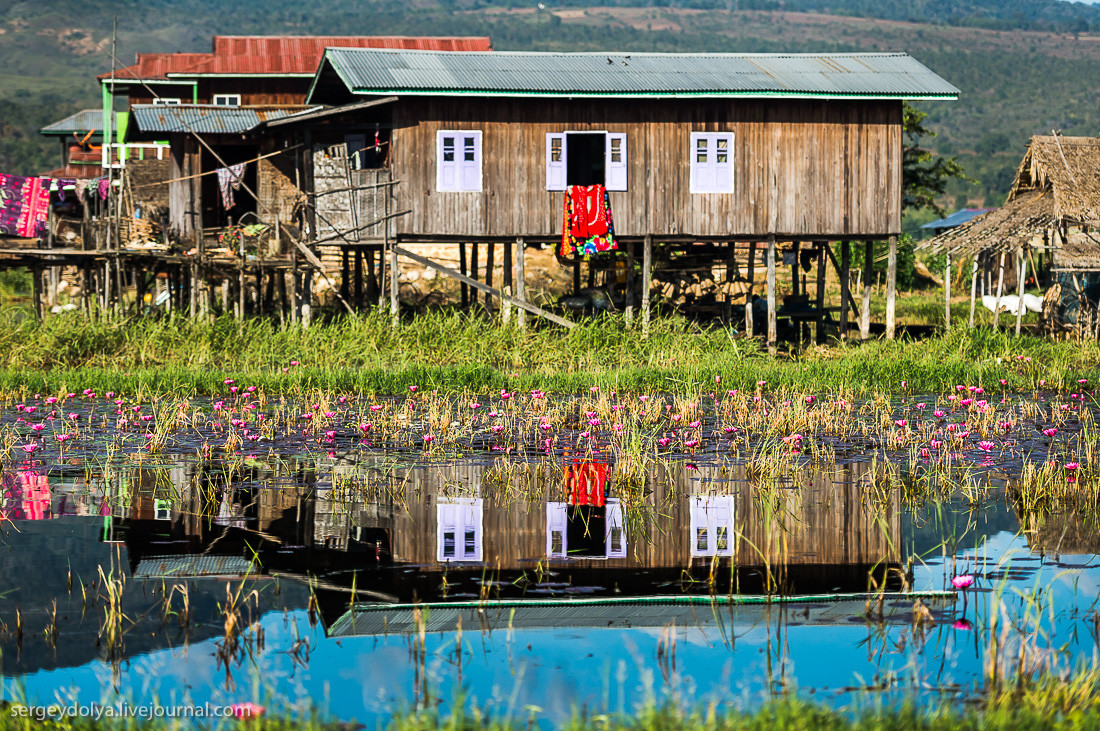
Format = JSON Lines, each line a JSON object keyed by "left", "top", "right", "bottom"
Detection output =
{"left": 569, "top": 185, "right": 608, "bottom": 239}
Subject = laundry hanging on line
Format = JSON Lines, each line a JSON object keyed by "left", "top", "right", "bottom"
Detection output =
{"left": 216, "top": 163, "right": 247, "bottom": 210}
{"left": 0, "top": 174, "right": 51, "bottom": 239}
{"left": 560, "top": 184, "right": 617, "bottom": 257}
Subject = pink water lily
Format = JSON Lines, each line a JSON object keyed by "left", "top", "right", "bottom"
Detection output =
{"left": 951, "top": 575, "right": 975, "bottom": 589}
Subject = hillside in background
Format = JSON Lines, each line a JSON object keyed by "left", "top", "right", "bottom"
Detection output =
{"left": 2, "top": 0, "right": 1099, "bottom": 223}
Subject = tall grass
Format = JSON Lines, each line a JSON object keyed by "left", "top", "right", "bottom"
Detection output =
{"left": 1, "top": 311, "right": 1097, "bottom": 395}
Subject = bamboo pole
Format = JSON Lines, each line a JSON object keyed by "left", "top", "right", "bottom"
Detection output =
{"left": 766, "top": 235, "right": 777, "bottom": 353}
{"left": 944, "top": 252, "right": 951, "bottom": 331}
{"left": 815, "top": 242, "right": 826, "bottom": 345}
{"left": 861, "top": 241, "right": 872, "bottom": 340}
{"left": 993, "top": 251, "right": 1006, "bottom": 329}
{"left": 642, "top": 234, "right": 652, "bottom": 337}
{"left": 885, "top": 235, "right": 897, "bottom": 340}
{"left": 389, "top": 243, "right": 399, "bottom": 328}
{"left": 502, "top": 241, "right": 512, "bottom": 325}
{"left": 625, "top": 240, "right": 635, "bottom": 324}
{"left": 1015, "top": 248, "right": 1028, "bottom": 337}
{"left": 515, "top": 238, "right": 526, "bottom": 330}
{"left": 969, "top": 255, "right": 979, "bottom": 329}
{"left": 745, "top": 241, "right": 757, "bottom": 337}
{"left": 839, "top": 241, "right": 850, "bottom": 340}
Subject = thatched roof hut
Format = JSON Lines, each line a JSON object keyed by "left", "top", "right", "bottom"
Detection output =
{"left": 920, "top": 134, "right": 1099, "bottom": 259}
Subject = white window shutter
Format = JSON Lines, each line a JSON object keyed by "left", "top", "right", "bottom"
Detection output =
{"left": 460, "top": 133, "right": 482, "bottom": 192}
{"left": 437, "top": 132, "right": 457, "bottom": 191}
{"left": 605, "top": 498, "right": 626, "bottom": 558}
{"left": 546, "top": 502, "right": 568, "bottom": 557}
{"left": 605, "top": 133, "right": 627, "bottom": 191}
{"left": 714, "top": 133, "right": 734, "bottom": 194}
{"left": 546, "top": 133, "right": 566, "bottom": 191}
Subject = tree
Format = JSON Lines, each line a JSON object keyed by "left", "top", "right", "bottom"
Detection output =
{"left": 903, "top": 102, "right": 968, "bottom": 215}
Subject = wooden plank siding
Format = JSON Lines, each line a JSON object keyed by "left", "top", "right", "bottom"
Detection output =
{"left": 389, "top": 97, "right": 902, "bottom": 240}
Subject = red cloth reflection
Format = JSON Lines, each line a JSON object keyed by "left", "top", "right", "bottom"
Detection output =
{"left": 566, "top": 462, "right": 608, "bottom": 507}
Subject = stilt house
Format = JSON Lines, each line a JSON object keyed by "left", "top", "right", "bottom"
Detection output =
{"left": 277, "top": 48, "right": 957, "bottom": 337}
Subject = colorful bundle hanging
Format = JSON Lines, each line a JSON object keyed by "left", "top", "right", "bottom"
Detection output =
{"left": 560, "top": 184, "right": 617, "bottom": 257}
{"left": 0, "top": 174, "right": 50, "bottom": 238}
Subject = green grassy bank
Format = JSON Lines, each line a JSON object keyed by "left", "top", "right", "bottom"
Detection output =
{"left": 3, "top": 311, "right": 1097, "bottom": 395}
{"left": 9, "top": 689, "right": 1100, "bottom": 731}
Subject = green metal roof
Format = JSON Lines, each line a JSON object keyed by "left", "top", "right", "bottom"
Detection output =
{"left": 310, "top": 49, "right": 959, "bottom": 102}
{"left": 41, "top": 109, "right": 108, "bottom": 136}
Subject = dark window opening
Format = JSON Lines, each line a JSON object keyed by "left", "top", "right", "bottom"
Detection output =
{"left": 566, "top": 133, "right": 605, "bottom": 187}
{"left": 566, "top": 504, "right": 607, "bottom": 557}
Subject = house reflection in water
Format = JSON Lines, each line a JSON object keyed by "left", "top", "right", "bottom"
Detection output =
{"left": 103, "top": 456, "right": 902, "bottom": 610}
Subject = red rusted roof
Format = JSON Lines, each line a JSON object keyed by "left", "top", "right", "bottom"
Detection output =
{"left": 100, "top": 36, "right": 492, "bottom": 80}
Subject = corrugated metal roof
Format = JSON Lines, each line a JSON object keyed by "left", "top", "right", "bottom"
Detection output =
{"left": 133, "top": 554, "right": 255, "bottom": 578}
{"left": 921, "top": 208, "right": 996, "bottom": 230}
{"left": 196, "top": 36, "right": 492, "bottom": 75}
{"left": 327, "top": 594, "right": 954, "bottom": 637}
{"left": 101, "top": 36, "right": 493, "bottom": 81}
{"left": 41, "top": 109, "right": 106, "bottom": 135}
{"left": 130, "top": 104, "right": 301, "bottom": 134}
{"left": 316, "top": 49, "right": 958, "bottom": 100}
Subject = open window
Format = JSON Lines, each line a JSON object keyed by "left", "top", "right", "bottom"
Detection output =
{"left": 437, "top": 497, "right": 483, "bottom": 562}
{"left": 437, "top": 130, "right": 482, "bottom": 192}
{"left": 690, "top": 495, "right": 735, "bottom": 557}
{"left": 546, "top": 132, "right": 627, "bottom": 192}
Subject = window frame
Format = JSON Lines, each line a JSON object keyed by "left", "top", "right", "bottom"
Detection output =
{"left": 689, "top": 132, "right": 735, "bottom": 195}
{"left": 212, "top": 94, "right": 242, "bottom": 107}
{"left": 152, "top": 98, "right": 181, "bottom": 106}
{"left": 545, "top": 130, "right": 628, "bottom": 192}
{"left": 436, "top": 129, "right": 483, "bottom": 193}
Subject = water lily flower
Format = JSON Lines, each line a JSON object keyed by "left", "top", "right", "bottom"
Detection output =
{"left": 657, "top": 437, "right": 671, "bottom": 448}
{"left": 1043, "top": 428, "right": 1057, "bottom": 437}
{"left": 20, "top": 444, "right": 38, "bottom": 454}
{"left": 55, "top": 434, "right": 70, "bottom": 443}
{"left": 30, "top": 424, "right": 44, "bottom": 432}
{"left": 951, "top": 575, "right": 975, "bottom": 590}
{"left": 895, "top": 420, "right": 907, "bottom": 428}
{"left": 978, "top": 441, "right": 995, "bottom": 452}
{"left": 230, "top": 703, "right": 264, "bottom": 720}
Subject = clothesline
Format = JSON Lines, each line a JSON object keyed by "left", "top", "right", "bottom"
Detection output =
{"left": 130, "top": 145, "right": 301, "bottom": 189}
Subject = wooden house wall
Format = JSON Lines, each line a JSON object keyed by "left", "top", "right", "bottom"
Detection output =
{"left": 389, "top": 97, "right": 902, "bottom": 240}
{"left": 126, "top": 78, "right": 311, "bottom": 106}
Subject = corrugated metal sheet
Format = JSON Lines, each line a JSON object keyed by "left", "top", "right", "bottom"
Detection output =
{"left": 319, "top": 49, "right": 958, "bottom": 99}
{"left": 101, "top": 36, "right": 492, "bottom": 80}
{"left": 130, "top": 104, "right": 299, "bottom": 134}
{"left": 133, "top": 554, "right": 255, "bottom": 578}
{"left": 197, "top": 36, "right": 492, "bottom": 75}
{"left": 41, "top": 109, "right": 105, "bottom": 135}
{"left": 99, "top": 52, "right": 213, "bottom": 81}
{"left": 921, "top": 208, "right": 996, "bottom": 231}
{"left": 327, "top": 595, "right": 953, "bottom": 637}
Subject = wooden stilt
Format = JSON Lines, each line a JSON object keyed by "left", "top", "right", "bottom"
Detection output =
{"left": 572, "top": 255, "right": 581, "bottom": 296}
{"left": 746, "top": 241, "right": 757, "bottom": 337}
{"left": 944, "top": 252, "right": 952, "bottom": 331}
{"left": 221, "top": 279, "right": 230, "bottom": 316}
{"left": 1015, "top": 247, "right": 1027, "bottom": 337}
{"left": 515, "top": 238, "right": 526, "bottom": 330}
{"left": 839, "top": 241, "right": 850, "bottom": 340}
{"left": 625, "top": 240, "right": 635, "bottom": 324}
{"left": 815, "top": 242, "right": 826, "bottom": 345}
{"left": 885, "top": 234, "right": 897, "bottom": 340}
{"left": 766, "top": 235, "right": 777, "bottom": 352}
{"left": 969, "top": 255, "right": 979, "bottom": 329}
{"left": 471, "top": 242, "right": 479, "bottom": 312}
{"left": 32, "top": 268, "right": 43, "bottom": 320}
{"left": 459, "top": 243, "right": 468, "bottom": 309}
{"left": 340, "top": 247, "right": 350, "bottom": 303}
{"left": 861, "top": 241, "right": 873, "bottom": 340}
{"left": 502, "top": 241, "right": 512, "bottom": 324}
{"left": 277, "top": 271, "right": 288, "bottom": 327}
{"left": 993, "top": 250, "right": 1006, "bottom": 329}
{"left": 354, "top": 248, "right": 363, "bottom": 309}
{"left": 642, "top": 234, "right": 652, "bottom": 337}
{"left": 291, "top": 249, "right": 299, "bottom": 325}
{"left": 389, "top": 243, "right": 399, "bottom": 328}
{"left": 485, "top": 242, "right": 495, "bottom": 313}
